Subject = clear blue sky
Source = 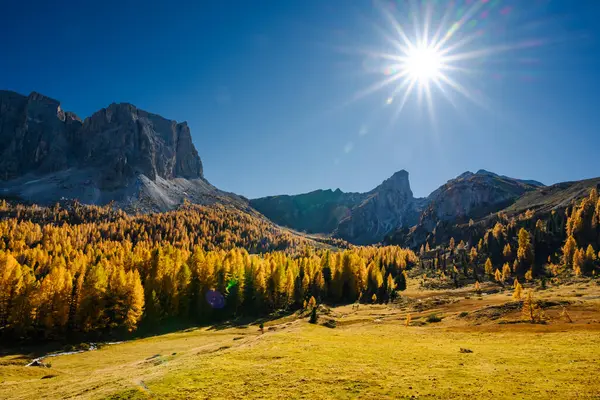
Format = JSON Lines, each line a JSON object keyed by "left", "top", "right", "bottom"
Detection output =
{"left": 1, "top": 0, "right": 599, "bottom": 199}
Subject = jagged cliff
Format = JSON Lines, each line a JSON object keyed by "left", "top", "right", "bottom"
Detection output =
{"left": 252, "top": 170, "right": 551, "bottom": 246}
{"left": 386, "top": 170, "right": 545, "bottom": 248}
{"left": 335, "top": 170, "right": 424, "bottom": 244}
{"left": 251, "top": 170, "right": 424, "bottom": 244}
{"left": 0, "top": 90, "right": 243, "bottom": 211}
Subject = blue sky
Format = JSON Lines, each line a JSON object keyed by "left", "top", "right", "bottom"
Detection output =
{"left": 1, "top": 0, "right": 599, "bottom": 199}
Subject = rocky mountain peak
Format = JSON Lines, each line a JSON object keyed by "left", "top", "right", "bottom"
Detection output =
{"left": 81, "top": 102, "right": 203, "bottom": 185}
{"left": 0, "top": 90, "right": 216, "bottom": 211}
{"left": 374, "top": 169, "right": 412, "bottom": 196}
{"left": 334, "top": 170, "right": 420, "bottom": 244}
{"left": 476, "top": 169, "right": 496, "bottom": 176}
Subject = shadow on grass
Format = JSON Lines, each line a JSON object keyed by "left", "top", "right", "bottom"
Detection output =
{"left": 207, "top": 309, "right": 300, "bottom": 331}
{"left": 0, "top": 309, "right": 302, "bottom": 360}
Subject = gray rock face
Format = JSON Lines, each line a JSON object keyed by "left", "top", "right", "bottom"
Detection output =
{"left": 0, "top": 90, "right": 232, "bottom": 212}
{"left": 423, "top": 170, "right": 539, "bottom": 227}
{"left": 387, "top": 170, "right": 543, "bottom": 248}
{"left": 0, "top": 91, "right": 81, "bottom": 180}
{"left": 81, "top": 103, "right": 203, "bottom": 189}
{"left": 335, "top": 170, "right": 423, "bottom": 244}
{"left": 252, "top": 169, "right": 424, "bottom": 244}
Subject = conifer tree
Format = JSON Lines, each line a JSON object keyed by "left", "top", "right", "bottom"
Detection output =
{"left": 307, "top": 295, "right": 317, "bottom": 309}
{"left": 284, "top": 268, "right": 295, "bottom": 309}
{"left": 560, "top": 307, "right": 573, "bottom": 323}
{"left": 485, "top": 258, "right": 493, "bottom": 277}
{"left": 37, "top": 265, "right": 73, "bottom": 334}
{"left": 517, "top": 228, "right": 534, "bottom": 272}
{"left": 573, "top": 248, "right": 585, "bottom": 276}
{"left": 513, "top": 279, "right": 523, "bottom": 300}
{"left": 0, "top": 252, "right": 26, "bottom": 328}
{"left": 503, "top": 244, "right": 513, "bottom": 261}
{"left": 386, "top": 273, "right": 396, "bottom": 302}
{"left": 562, "top": 235, "right": 577, "bottom": 268}
{"left": 79, "top": 264, "right": 108, "bottom": 332}
{"left": 521, "top": 291, "right": 544, "bottom": 323}
{"left": 584, "top": 244, "right": 597, "bottom": 274}
{"left": 469, "top": 247, "right": 478, "bottom": 265}
{"left": 125, "top": 270, "right": 145, "bottom": 331}
{"left": 494, "top": 269, "right": 502, "bottom": 283}
{"left": 501, "top": 263, "right": 511, "bottom": 282}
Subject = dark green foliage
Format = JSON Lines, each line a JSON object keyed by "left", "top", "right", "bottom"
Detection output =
{"left": 426, "top": 314, "right": 442, "bottom": 323}
{"left": 309, "top": 307, "right": 318, "bottom": 324}
{"left": 394, "top": 271, "right": 407, "bottom": 291}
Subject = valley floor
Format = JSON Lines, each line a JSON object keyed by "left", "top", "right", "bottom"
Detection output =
{"left": 1, "top": 280, "right": 600, "bottom": 399}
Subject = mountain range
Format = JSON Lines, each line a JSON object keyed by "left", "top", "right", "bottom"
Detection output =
{"left": 252, "top": 169, "right": 548, "bottom": 244}
{"left": 1, "top": 90, "right": 598, "bottom": 248}
{"left": 0, "top": 90, "right": 247, "bottom": 212}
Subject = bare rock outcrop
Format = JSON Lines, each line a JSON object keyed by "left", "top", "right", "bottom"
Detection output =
{"left": 335, "top": 170, "right": 422, "bottom": 244}
{"left": 0, "top": 90, "right": 240, "bottom": 212}
{"left": 252, "top": 169, "right": 424, "bottom": 244}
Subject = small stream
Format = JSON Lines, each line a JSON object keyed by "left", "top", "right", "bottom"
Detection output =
{"left": 26, "top": 342, "right": 123, "bottom": 367}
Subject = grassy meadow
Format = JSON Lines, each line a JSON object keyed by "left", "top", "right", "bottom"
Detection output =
{"left": 1, "top": 279, "right": 599, "bottom": 399}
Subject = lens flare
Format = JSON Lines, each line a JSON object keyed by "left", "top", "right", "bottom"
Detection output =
{"left": 205, "top": 290, "right": 225, "bottom": 309}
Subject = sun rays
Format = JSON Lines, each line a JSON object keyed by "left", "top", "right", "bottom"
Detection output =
{"left": 346, "top": 0, "right": 550, "bottom": 124}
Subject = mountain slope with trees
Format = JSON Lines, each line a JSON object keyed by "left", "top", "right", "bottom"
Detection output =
{"left": 0, "top": 200, "right": 416, "bottom": 341}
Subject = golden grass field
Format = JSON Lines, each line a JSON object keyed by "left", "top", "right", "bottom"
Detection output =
{"left": 1, "top": 279, "right": 599, "bottom": 399}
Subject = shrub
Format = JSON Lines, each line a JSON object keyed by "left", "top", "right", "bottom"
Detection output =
{"left": 458, "top": 311, "right": 469, "bottom": 318}
{"left": 323, "top": 319, "right": 337, "bottom": 329}
{"left": 426, "top": 314, "right": 442, "bottom": 323}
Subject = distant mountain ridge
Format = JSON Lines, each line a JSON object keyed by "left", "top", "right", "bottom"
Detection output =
{"left": 0, "top": 90, "right": 245, "bottom": 212}
{"left": 252, "top": 169, "right": 552, "bottom": 245}
{"left": 387, "top": 176, "right": 600, "bottom": 249}
{"left": 252, "top": 170, "right": 425, "bottom": 244}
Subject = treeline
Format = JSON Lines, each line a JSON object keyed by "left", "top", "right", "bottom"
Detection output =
{"left": 0, "top": 201, "right": 416, "bottom": 340}
{"left": 420, "top": 188, "right": 600, "bottom": 283}
{"left": 0, "top": 200, "right": 326, "bottom": 253}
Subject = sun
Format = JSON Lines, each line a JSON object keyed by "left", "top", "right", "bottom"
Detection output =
{"left": 343, "top": 0, "right": 549, "bottom": 124}
{"left": 403, "top": 46, "right": 443, "bottom": 82}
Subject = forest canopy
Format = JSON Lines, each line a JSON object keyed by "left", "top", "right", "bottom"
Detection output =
{"left": 0, "top": 201, "right": 416, "bottom": 340}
